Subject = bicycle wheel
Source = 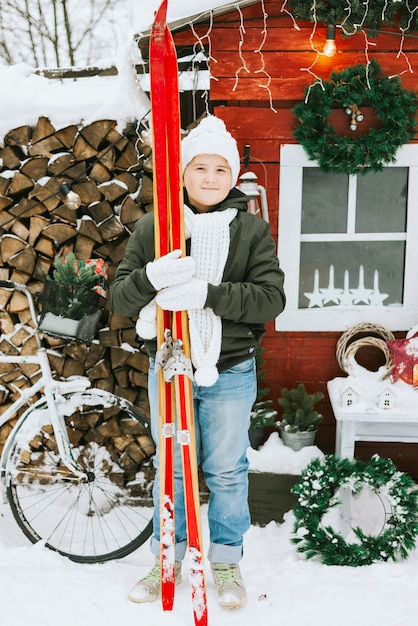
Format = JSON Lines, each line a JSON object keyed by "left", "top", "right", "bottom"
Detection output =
{"left": 4, "top": 388, "right": 156, "bottom": 563}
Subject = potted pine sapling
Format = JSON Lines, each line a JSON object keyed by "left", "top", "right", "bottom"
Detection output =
{"left": 277, "top": 383, "right": 324, "bottom": 451}
{"left": 249, "top": 399, "right": 277, "bottom": 450}
{"left": 39, "top": 253, "right": 108, "bottom": 343}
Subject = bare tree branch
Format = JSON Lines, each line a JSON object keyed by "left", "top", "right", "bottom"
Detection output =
{"left": 0, "top": 0, "right": 127, "bottom": 67}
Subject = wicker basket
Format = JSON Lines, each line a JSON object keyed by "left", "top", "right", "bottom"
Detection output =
{"left": 336, "top": 322, "right": 395, "bottom": 376}
{"left": 39, "top": 281, "right": 106, "bottom": 343}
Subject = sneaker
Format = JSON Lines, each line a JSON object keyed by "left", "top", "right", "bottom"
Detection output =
{"left": 210, "top": 562, "right": 247, "bottom": 609}
{"left": 128, "top": 559, "right": 182, "bottom": 603}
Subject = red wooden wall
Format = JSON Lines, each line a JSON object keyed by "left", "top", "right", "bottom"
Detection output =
{"left": 174, "top": 1, "right": 418, "bottom": 475}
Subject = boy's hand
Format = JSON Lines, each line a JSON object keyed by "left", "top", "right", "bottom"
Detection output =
{"left": 156, "top": 279, "right": 208, "bottom": 311}
{"left": 146, "top": 249, "right": 196, "bottom": 291}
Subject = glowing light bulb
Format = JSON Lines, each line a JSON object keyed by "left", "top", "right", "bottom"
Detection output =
{"left": 323, "top": 25, "right": 337, "bottom": 58}
{"left": 60, "top": 182, "right": 81, "bottom": 210}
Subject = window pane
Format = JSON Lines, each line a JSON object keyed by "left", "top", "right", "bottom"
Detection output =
{"left": 301, "top": 169, "right": 348, "bottom": 234}
{"left": 356, "top": 169, "right": 408, "bottom": 233}
{"left": 299, "top": 241, "right": 405, "bottom": 308}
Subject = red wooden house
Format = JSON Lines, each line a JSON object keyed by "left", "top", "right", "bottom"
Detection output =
{"left": 140, "top": 0, "right": 418, "bottom": 475}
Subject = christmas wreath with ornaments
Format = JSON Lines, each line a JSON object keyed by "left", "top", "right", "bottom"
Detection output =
{"left": 292, "top": 60, "right": 417, "bottom": 175}
{"left": 291, "top": 454, "right": 418, "bottom": 567}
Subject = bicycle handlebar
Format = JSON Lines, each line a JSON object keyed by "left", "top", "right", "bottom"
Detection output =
{"left": 0, "top": 279, "right": 31, "bottom": 293}
{"left": 0, "top": 279, "right": 14, "bottom": 289}
{"left": 0, "top": 279, "right": 40, "bottom": 331}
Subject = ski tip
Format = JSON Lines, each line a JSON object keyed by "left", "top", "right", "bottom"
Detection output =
{"left": 152, "top": 0, "right": 168, "bottom": 37}
{"left": 162, "top": 588, "right": 175, "bottom": 612}
{"left": 190, "top": 574, "right": 208, "bottom": 626}
{"left": 194, "top": 608, "right": 209, "bottom": 626}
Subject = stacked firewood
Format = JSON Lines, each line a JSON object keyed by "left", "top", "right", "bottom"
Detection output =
{"left": 0, "top": 116, "right": 154, "bottom": 451}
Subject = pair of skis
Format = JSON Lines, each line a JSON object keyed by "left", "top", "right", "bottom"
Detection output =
{"left": 149, "top": 2, "right": 208, "bottom": 625}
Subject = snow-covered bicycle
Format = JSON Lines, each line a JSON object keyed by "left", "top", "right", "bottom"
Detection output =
{"left": 0, "top": 280, "right": 155, "bottom": 563}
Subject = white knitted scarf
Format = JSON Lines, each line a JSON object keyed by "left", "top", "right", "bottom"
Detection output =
{"left": 136, "top": 205, "right": 237, "bottom": 387}
{"left": 184, "top": 205, "right": 237, "bottom": 386}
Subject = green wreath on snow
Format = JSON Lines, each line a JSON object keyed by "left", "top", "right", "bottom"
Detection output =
{"left": 291, "top": 454, "right": 418, "bottom": 567}
{"left": 292, "top": 60, "right": 417, "bottom": 175}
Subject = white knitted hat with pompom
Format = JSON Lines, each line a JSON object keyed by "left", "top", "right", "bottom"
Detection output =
{"left": 181, "top": 116, "right": 240, "bottom": 188}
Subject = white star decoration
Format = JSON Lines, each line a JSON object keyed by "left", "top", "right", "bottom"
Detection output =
{"left": 338, "top": 270, "right": 354, "bottom": 306}
{"left": 303, "top": 266, "right": 391, "bottom": 308}
{"left": 304, "top": 268, "right": 324, "bottom": 308}
{"left": 320, "top": 265, "right": 343, "bottom": 304}
{"left": 350, "top": 265, "right": 374, "bottom": 304}
{"left": 368, "top": 270, "right": 389, "bottom": 306}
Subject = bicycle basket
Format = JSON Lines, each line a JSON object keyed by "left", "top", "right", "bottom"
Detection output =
{"left": 39, "top": 281, "right": 107, "bottom": 343}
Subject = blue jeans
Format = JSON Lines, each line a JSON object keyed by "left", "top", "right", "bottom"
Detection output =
{"left": 148, "top": 357, "right": 256, "bottom": 564}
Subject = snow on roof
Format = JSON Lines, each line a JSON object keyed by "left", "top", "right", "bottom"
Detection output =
{"left": 130, "top": 0, "right": 252, "bottom": 36}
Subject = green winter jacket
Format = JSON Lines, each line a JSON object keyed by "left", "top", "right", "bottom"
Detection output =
{"left": 110, "top": 188, "right": 286, "bottom": 371}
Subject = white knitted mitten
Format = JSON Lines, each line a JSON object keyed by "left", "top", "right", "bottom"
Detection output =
{"left": 135, "top": 299, "right": 157, "bottom": 339}
{"left": 146, "top": 249, "right": 196, "bottom": 291}
{"left": 156, "top": 279, "right": 208, "bottom": 311}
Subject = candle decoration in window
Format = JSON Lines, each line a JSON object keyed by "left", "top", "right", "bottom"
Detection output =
{"left": 304, "top": 266, "right": 389, "bottom": 309}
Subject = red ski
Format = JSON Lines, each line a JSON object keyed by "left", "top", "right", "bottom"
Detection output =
{"left": 150, "top": 2, "right": 176, "bottom": 611}
{"left": 150, "top": 2, "right": 208, "bottom": 624}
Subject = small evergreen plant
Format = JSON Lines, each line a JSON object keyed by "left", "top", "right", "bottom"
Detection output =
{"left": 250, "top": 346, "right": 277, "bottom": 429}
{"left": 277, "top": 383, "right": 324, "bottom": 433}
{"left": 46, "top": 253, "right": 108, "bottom": 319}
{"left": 250, "top": 400, "right": 277, "bottom": 429}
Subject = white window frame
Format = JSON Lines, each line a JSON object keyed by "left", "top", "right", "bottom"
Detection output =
{"left": 276, "top": 144, "right": 418, "bottom": 332}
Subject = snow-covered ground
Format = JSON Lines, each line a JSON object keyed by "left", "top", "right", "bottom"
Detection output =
{"left": 1, "top": 433, "right": 418, "bottom": 626}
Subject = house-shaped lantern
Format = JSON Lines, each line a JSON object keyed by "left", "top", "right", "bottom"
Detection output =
{"left": 377, "top": 387, "right": 396, "bottom": 410}
{"left": 341, "top": 386, "right": 359, "bottom": 408}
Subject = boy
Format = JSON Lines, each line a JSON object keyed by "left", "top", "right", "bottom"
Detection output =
{"left": 110, "top": 116, "right": 286, "bottom": 608}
